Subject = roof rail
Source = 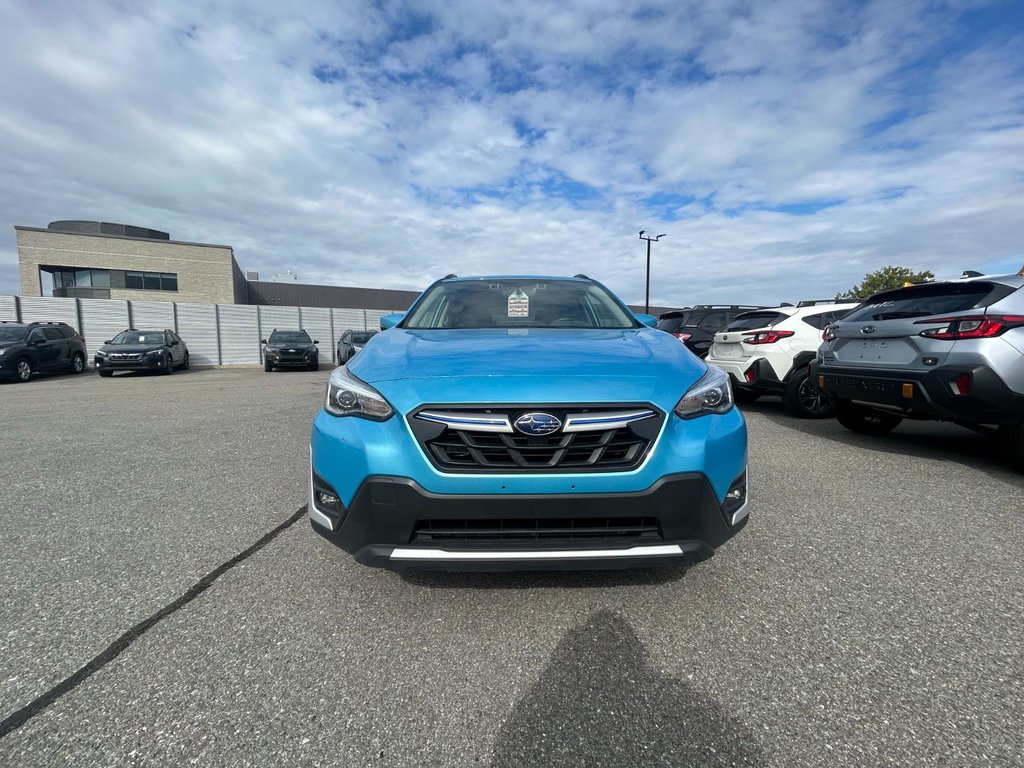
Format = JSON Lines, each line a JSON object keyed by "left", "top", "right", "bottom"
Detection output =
{"left": 442, "top": 273, "right": 457, "bottom": 279}
{"left": 573, "top": 273, "right": 590, "bottom": 279}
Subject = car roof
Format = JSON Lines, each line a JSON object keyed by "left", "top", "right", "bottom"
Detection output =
{"left": 440, "top": 275, "right": 593, "bottom": 283}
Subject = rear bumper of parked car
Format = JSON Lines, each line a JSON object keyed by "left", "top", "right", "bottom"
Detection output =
{"left": 309, "top": 407, "right": 749, "bottom": 571}
{"left": 707, "top": 356, "right": 784, "bottom": 394}
{"left": 810, "top": 361, "right": 1024, "bottom": 426}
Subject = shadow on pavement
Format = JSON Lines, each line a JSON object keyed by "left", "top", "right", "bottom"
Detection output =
{"left": 401, "top": 566, "right": 688, "bottom": 590}
{"left": 741, "top": 400, "right": 1024, "bottom": 483}
{"left": 490, "top": 610, "right": 765, "bottom": 767}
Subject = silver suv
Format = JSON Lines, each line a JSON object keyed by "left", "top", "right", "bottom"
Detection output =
{"left": 810, "top": 274, "right": 1024, "bottom": 463}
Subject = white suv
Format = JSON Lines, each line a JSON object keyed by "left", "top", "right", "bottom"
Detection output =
{"left": 705, "top": 302, "right": 860, "bottom": 417}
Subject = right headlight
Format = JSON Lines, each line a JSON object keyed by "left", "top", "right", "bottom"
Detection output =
{"left": 325, "top": 366, "right": 394, "bottom": 420}
{"left": 674, "top": 366, "right": 734, "bottom": 419}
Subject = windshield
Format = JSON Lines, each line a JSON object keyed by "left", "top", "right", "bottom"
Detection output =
{"left": 352, "top": 331, "right": 376, "bottom": 343}
{"left": 110, "top": 330, "right": 165, "bottom": 346}
{"left": 842, "top": 283, "right": 998, "bottom": 322}
{"left": 0, "top": 327, "right": 28, "bottom": 343}
{"left": 269, "top": 331, "right": 312, "bottom": 345}
{"left": 403, "top": 279, "right": 638, "bottom": 330}
{"left": 724, "top": 312, "right": 787, "bottom": 331}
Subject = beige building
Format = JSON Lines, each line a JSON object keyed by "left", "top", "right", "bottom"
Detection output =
{"left": 16, "top": 221, "right": 247, "bottom": 305}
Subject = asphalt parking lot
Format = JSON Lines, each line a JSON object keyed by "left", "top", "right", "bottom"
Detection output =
{"left": 1, "top": 367, "right": 1021, "bottom": 767}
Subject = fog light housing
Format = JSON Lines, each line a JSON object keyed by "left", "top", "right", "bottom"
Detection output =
{"left": 722, "top": 472, "right": 749, "bottom": 526}
{"left": 309, "top": 467, "right": 346, "bottom": 529}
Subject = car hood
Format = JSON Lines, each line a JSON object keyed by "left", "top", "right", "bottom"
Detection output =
{"left": 0, "top": 341, "right": 24, "bottom": 351}
{"left": 347, "top": 328, "right": 707, "bottom": 409}
{"left": 101, "top": 344, "right": 164, "bottom": 353}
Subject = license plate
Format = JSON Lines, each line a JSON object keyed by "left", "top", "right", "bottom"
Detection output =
{"left": 716, "top": 343, "right": 744, "bottom": 360}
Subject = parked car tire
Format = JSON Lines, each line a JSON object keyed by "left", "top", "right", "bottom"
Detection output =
{"left": 783, "top": 367, "right": 833, "bottom": 418}
{"left": 732, "top": 386, "right": 761, "bottom": 404}
{"left": 264, "top": 361, "right": 273, "bottom": 372}
{"left": 14, "top": 358, "right": 32, "bottom": 382}
{"left": 70, "top": 353, "right": 85, "bottom": 375}
{"left": 309, "top": 361, "right": 320, "bottom": 372}
{"left": 99, "top": 369, "right": 113, "bottom": 377}
{"left": 833, "top": 399, "right": 902, "bottom": 435}
{"left": 180, "top": 352, "right": 190, "bottom": 370}
{"left": 163, "top": 353, "right": 174, "bottom": 374}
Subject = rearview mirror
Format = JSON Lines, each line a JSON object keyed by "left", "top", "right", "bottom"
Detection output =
{"left": 635, "top": 313, "right": 658, "bottom": 328}
{"left": 379, "top": 313, "right": 405, "bottom": 330}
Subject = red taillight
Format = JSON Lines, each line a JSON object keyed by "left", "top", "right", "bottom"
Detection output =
{"left": 743, "top": 330, "right": 795, "bottom": 345}
{"left": 954, "top": 373, "right": 972, "bottom": 396}
{"left": 744, "top": 368, "right": 755, "bottom": 382}
{"left": 916, "top": 315, "right": 1024, "bottom": 340}
{"left": 822, "top": 324, "right": 837, "bottom": 342}
{"left": 673, "top": 332, "right": 692, "bottom": 342}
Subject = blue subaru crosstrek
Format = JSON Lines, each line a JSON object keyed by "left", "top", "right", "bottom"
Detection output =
{"left": 309, "top": 275, "right": 750, "bottom": 571}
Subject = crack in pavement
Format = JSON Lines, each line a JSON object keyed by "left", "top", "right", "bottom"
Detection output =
{"left": 0, "top": 505, "right": 308, "bottom": 739}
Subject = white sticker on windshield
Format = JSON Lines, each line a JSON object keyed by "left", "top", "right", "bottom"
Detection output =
{"left": 507, "top": 289, "right": 529, "bottom": 317}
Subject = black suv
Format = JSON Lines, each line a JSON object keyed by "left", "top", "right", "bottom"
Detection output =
{"left": 94, "top": 329, "right": 190, "bottom": 377}
{"left": 262, "top": 329, "right": 320, "bottom": 371}
{"left": 657, "top": 305, "right": 765, "bottom": 357}
{"left": 0, "top": 321, "right": 88, "bottom": 382}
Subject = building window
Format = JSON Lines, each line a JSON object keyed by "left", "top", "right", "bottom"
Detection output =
{"left": 125, "top": 271, "right": 178, "bottom": 291}
{"left": 55, "top": 269, "right": 110, "bottom": 288}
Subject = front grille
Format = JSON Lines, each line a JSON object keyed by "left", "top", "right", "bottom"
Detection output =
{"left": 412, "top": 517, "right": 662, "bottom": 544}
{"left": 410, "top": 405, "right": 663, "bottom": 473}
{"left": 110, "top": 353, "right": 142, "bottom": 361}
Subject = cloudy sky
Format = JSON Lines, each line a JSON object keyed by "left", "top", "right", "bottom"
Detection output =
{"left": 1, "top": 0, "right": 1022, "bottom": 307}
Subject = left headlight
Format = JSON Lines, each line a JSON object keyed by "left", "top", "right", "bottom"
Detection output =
{"left": 674, "top": 366, "right": 734, "bottom": 419}
{"left": 95, "top": 349, "right": 107, "bottom": 358}
{"left": 325, "top": 366, "right": 394, "bottom": 420}
{"left": 146, "top": 348, "right": 164, "bottom": 357}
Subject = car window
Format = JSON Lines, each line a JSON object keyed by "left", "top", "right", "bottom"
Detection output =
{"left": 697, "top": 311, "right": 727, "bottom": 332}
{"left": 404, "top": 279, "right": 636, "bottom": 330}
{"left": 269, "top": 331, "right": 312, "bottom": 344}
{"left": 351, "top": 331, "right": 376, "bottom": 343}
{"left": 723, "top": 312, "right": 788, "bottom": 331}
{"left": 110, "top": 330, "right": 165, "bottom": 345}
{"left": 43, "top": 328, "right": 66, "bottom": 341}
{"left": 842, "top": 283, "right": 1005, "bottom": 322}
{"left": 28, "top": 328, "right": 46, "bottom": 343}
{"left": 656, "top": 316, "right": 685, "bottom": 333}
{"left": 0, "top": 327, "right": 28, "bottom": 342}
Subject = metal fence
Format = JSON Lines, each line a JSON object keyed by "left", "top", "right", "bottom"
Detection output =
{"left": 0, "top": 295, "right": 401, "bottom": 367}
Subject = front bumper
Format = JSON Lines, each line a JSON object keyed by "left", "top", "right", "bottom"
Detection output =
{"left": 94, "top": 355, "right": 167, "bottom": 372}
{"left": 266, "top": 353, "right": 317, "bottom": 367}
{"left": 309, "top": 471, "right": 749, "bottom": 571}
{"left": 810, "top": 361, "right": 1024, "bottom": 426}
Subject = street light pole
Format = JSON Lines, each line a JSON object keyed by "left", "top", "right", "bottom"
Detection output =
{"left": 638, "top": 231, "right": 667, "bottom": 314}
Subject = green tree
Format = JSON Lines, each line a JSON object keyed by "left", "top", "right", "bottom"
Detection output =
{"left": 837, "top": 265, "right": 935, "bottom": 301}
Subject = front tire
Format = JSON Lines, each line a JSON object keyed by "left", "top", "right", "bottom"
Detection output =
{"left": 163, "top": 353, "right": 174, "bottom": 375}
{"left": 309, "top": 360, "right": 319, "bottom": 372}
{"left": 99, "top": 369, "right": 113, "bottom": 377}
{"left": 783, "top": 367, "right": 832, "bottom": 418}
{"left": 14, "top": 358, "right": 32, "bottom": 382}
{"left": 180, "top": 352, "right": 190, "bottom": 370}
{"left": 998, "top": 425, "right": 1024, "bottom": 469}
{"left": 264, "top": 360, "right": 273, "bottom": 372}
{"left": 833, "top": 399, "right": 902, "bottom": 435}
{"left": 70, "top": 353, "right": 85, "bottom": 374}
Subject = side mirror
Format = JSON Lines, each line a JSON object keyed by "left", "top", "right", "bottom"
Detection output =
{"left": 260, "top": 339, "right": 267, "bottom": 344}
{"left": 171, "top": 339, "right": 179, "bottom": 346}
{"left": 313, "top": 340, "right": 319, "bottom": 344}
{"left": 379, "top": 313, "right": 405, "bottom": 330}
{"left": 635, "top": 313, "right": 658, "bottom": 328}
{"left": 104, "top": 340, "right": 112, "bottom": 345}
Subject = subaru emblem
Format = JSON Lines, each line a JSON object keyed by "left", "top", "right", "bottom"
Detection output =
{"left": 514, "top": 412, "right": 562, "bottom": 436}
{"left": 860, "top": 325, "right": 876, "bottom": 335}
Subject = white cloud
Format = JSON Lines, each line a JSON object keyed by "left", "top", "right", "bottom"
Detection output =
{"left": 0, "top": 0, "right": 1021, "bottom": 309}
